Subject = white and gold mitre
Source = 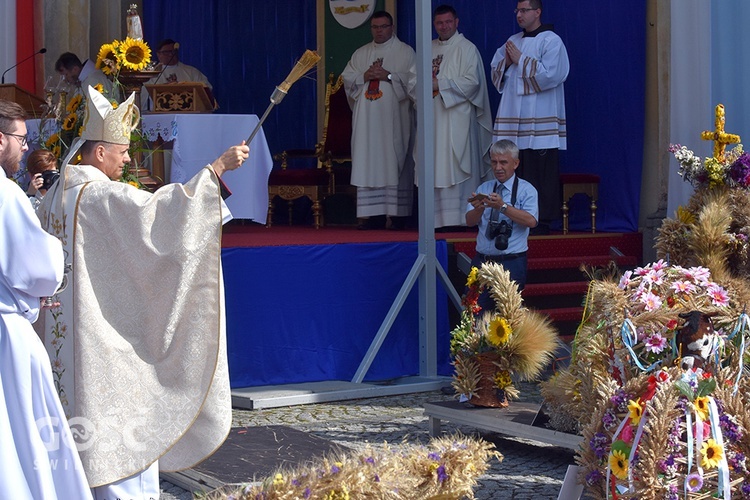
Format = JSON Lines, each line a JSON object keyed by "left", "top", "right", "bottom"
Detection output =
{"left": 81, "top": 85, "right": 140, "bottom": 145}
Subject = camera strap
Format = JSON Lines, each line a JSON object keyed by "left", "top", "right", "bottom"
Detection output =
{"left": 489, "top": 175, "right": 519, "bottom": 224}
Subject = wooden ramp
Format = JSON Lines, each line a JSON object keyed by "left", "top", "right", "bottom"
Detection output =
{"left": 423, "top": 400, "right": 582, "bottom": 451}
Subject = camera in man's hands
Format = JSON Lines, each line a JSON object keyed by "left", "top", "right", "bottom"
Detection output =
{"left": 487, "top": 219, "right": 513, "bottom": 250}
{"left": 41, "top": 170, "right": 60, "bottom": 191}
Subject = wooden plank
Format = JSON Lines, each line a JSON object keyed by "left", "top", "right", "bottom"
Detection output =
{"left": 423, "top": 400, "right": 582, "bottom": 450}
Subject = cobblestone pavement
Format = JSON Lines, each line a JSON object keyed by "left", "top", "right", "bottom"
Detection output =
{"left": 160, "top": 382, "right": 577, "bottom": 499}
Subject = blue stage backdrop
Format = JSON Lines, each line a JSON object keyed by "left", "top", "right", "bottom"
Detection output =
{"left": 222, "top": 241, "right": 452, "bottom": 388}
{"left": 145, "top": 1, "right": 645, "bottom": 232}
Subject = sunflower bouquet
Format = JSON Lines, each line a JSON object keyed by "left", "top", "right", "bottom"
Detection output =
{"left": 450, "top": 262, "right": 558, "bottom": 407}
{"left": 95, "top": 37, "right": 152, "bottom": 78}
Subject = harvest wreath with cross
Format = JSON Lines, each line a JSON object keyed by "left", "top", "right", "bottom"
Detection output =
{"left": 538, "top": 104, "right": 750, "bottom": 499}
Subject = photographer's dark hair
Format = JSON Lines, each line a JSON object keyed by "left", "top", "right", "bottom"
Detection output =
{"left": 26, "top": 149, "right": 59, "bottom": 176}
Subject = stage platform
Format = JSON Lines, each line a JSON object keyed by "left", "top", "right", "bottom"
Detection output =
{"left": 220, "top": 223, "right": 642, "bottom": 393}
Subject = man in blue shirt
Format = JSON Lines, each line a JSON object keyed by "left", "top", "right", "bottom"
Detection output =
{"left": 466, "top": 139, "right": 538, "bottom": 311}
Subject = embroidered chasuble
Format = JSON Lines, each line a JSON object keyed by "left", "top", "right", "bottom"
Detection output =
{"left": 490, "top": 29, "right": 569, "bottom": 150}
{"left": 430, "top": 33, "right": 493, "bottom": 227}
{"left": 342, "top": 36, "right": 417, "bottom": 217}
{"left": 37, "top": 164, "right": 231, "bottom": 487}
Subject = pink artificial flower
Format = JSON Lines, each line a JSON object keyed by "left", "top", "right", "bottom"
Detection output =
{"left": 640, "top": 291, "right": 663, "bottom": 311}
{"left": 634, "top": 266, "right": 649, "bottom": 276}
{"left": 620, "top": 422, "right": 635, "bottom": 443}
{"left": 618, "top": 270, "right": 633, "bottom": 290}
{"left": 706, "top": 284, "right": 729, "bottom": 307}
{"left": 671, "top": 280, "right": 697, "bottom": 294}
{"left": 643, "top": 268, "right": 665, "bottom": 286}
{"left": 644, "top": 334, "right": 667, "bottom": 354}
{"left": 686, "top": 266, "right": 711, "bottom": 284}
{"left": 651, "top": 259, "right": 668, "bottom": 271}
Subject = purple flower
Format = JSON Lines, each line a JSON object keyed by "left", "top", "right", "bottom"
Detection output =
{"left": 589, "top": 432, "right": 610, "bottom": 459}
{"left": 585, "top": 468, "right": 602, "bottom": 485}
{"left": 741, "top": 481, "right": 750, "bottom": 499}
{"left": 602, "top": 408, "right": 617, "bottom": 428}
{"left": 610, "top": 389, "right": 629, "bottom": 411}
{"left": 304, "top": 487, "right": 312, "bottom": 499}
{"left": 428, "top": 452, "right": 441, "bottom": 461}
{"left": 720, "top": 413, "right": 743, "bottom": 442}
{"left": 365, "top": 456, "right": 375, "bottom": 464}
{"left": 730, "top": 152, "right": 750, "bottom": 187}
{"left": 374, "top": 474, "right": 380, "bottom": 482}
{"left": 331, "top": 465, "right": 341, "bottom": 474}
{"left": 686, "top": 472, "right": 703, "bottom": 492}
{"left": 436, "top": 465, "right": 448, "bottom": 483}
{"left": 291, "top": 479, "right": 301, "bottom": 486}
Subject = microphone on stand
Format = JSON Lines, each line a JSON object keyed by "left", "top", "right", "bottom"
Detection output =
{"left": 152, "top": 42, "right": 180, "bottom": 85}
{"left": 1, "top": 48, "right": 47, "bottom": 84}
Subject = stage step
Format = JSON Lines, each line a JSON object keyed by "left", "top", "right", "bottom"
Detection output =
{"left": 538, "top": 306, "right": 585, "bottom": 323}
{"left": 528, "top": 254, "right": 638, "bottom": 271}
{"left": 448, "top": 232, "right": 642, "bottom": 340}
{"left": 522, "top": 281, "right": 589, "bottom": 297}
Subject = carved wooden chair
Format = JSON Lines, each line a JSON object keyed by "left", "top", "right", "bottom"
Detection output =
{"left": 267, "top": 73, "right": 352, "bottom": 228}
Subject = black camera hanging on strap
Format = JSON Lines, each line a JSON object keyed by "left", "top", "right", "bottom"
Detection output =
{"left": 486, "top": 175, "right": 519, "bottom": 250}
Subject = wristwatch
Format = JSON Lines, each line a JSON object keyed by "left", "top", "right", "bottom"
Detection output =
{"left": 499, "top": 203, "right": 508, "bottom": 213}
{"left": 387, "top": 73, "right": 393, "bottom": 81}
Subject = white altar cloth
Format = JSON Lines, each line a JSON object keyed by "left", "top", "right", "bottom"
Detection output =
{"left": 141, "top": 114, "right": 272, "bottom": 222}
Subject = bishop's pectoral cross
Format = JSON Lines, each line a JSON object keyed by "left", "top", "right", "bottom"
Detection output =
{"left": 701, "top": 104, "right": 740, "bottom": 162}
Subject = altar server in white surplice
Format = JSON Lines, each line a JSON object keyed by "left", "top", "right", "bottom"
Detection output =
{"left": 0, "top": 99, "right": 92, "bottom": 500}
{"left": 37, "top": 87, "right": 248, "bottom": 498}
{"left": 343, "top": 10, "right": 417, "bottom": 230}
{"left": 431, "top": 4, "right": 494, "bottom": 229}
{"left": 491, "top": 0, "right": 569, "bottom": 233}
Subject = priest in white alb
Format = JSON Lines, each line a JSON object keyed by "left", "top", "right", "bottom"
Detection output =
{"left": 430, "top": 4, "right": 493, "bottom": 229}
{"left": 37, "top": 86, "right": 248, "bottom": 498}
{"left": 342, "top": 10, "right": 417, "bottom": 230}
{"left": 491, "top": 0, "right": 569, "bottom": 233}
{"left": 1, "top": 99, "right": 92, "bottom": 499}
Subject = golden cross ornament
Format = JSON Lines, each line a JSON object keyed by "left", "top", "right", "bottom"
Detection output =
{"left": 701, "top": 104, "right": 740, "bottom": 162}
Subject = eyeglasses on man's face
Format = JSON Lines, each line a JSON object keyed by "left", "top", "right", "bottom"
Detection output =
{"left": 3, "top": 132, "right": 28, "bottom": 147}
{"left": 370, "top": 24, "right": 392, "bottom": 30}
{"left": 514, "top": 8, "right": 538, "bottom": 14}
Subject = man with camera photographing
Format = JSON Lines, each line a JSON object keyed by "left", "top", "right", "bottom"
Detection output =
{"left": 466, "top": 139, "right": 538, "bottom": 311}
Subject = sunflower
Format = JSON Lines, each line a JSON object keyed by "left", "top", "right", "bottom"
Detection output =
{"left": 494, "top": 370, "right": 512, "bottom": 389}
{"left": 609, "top": 449, "right": 628, "bottom": 480}
{"left": 694, "top": 396, "right": 710, "bottom": 421}
{"left": 700, "top": 439, "right": 724, "bottom": 469}
{"left": 96, "top": 42, "right": 119, "bottom": 75}
{"left": 118, "top": 37, "right": 151, "bottom": 71}
{"left": 466, "top": 267, "right": 478, "bottom": 287}
{"left": 486, "top": 317, "right": 512, "bottom": 346}
{"left": 93, "top": 83, "right": 105, "bottom": 94}
{"left": 45, "top": 133, "right": 60, "bottom": 149}
{"left": 62, "top": 113, "right": 78, "bottom": 131}
{"left": 66, "top": 94, "right": 82, "bottom": 113}
{"left": 627, "top": 398, "right": 644, "bottom": 425}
